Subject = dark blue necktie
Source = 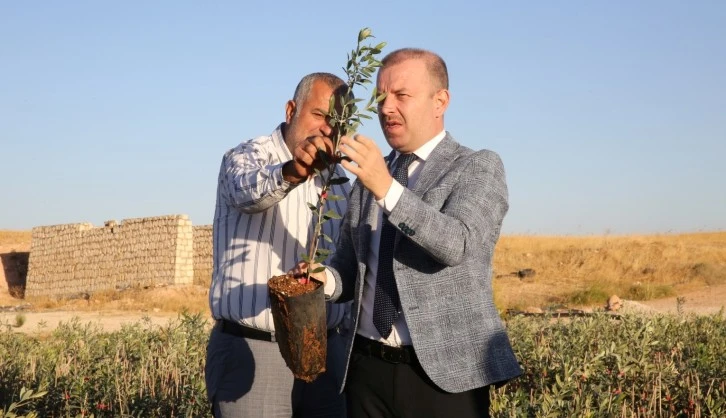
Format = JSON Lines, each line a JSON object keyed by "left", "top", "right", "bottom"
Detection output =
{"left": 373, "top": 153, "right": 417, "bottom": 338}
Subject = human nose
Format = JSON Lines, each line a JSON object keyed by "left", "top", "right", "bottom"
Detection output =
{"left": 320, "top": 123, "right": 332, "bottom": 137}
{"left": 378, "top": 94, "right": 394, "bottom": 115}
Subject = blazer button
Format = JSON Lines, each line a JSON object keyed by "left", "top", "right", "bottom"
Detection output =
{"left": 398, "top": 222, "right": 406, "bottom": 229}
{"left": 409, "top": 229, "right": 415, "bottom": 236}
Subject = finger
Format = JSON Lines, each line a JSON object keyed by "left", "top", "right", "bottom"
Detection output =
{"left": 320, "top": 136, "right": 335, "bottom": 154}
{"left": 340, "top": 136, "right": 364, "bottom": 157}
{"left": 340, "top": 159, "right": 362, "bottom": 177}
{"left": 340, "top": 135, "right": 359, "bottom": 150}
{"left": 303, "top": 142, "right": 322, "bottom": 161}
{"left": 294, "top": 149, "right": 315, "bottom": 167}
{"left": 352, "top": 133, "right": 370, "bottom": 143}
{"left": 309, "top": 136, "right": 334, "bottom": 155}
{"left": 344, "top": 135, "right": 376, "bottom": 157}
{"left": 352, "top": 134, "right": 375, "bottom": 150}
{"left": 339, "top": 143, "right": 362, "bottom": 164}
{"left": 288, "top": 262, "right": 307, "bottom": 277}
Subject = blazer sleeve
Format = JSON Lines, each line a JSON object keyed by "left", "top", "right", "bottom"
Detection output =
{"left": 386, "top": 149, "right": 508, "bottom": 266}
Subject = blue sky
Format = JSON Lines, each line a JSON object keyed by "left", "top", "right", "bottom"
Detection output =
{"left": 1, "top": 1, "right": 724, "bottom": 235}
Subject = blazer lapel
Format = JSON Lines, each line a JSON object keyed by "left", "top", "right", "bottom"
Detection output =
{"left": 411, "top": 134, "right": 460, "bottom": 195}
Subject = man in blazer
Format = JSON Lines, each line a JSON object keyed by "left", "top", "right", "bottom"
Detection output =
{"left": 302, "top": 48, "right": 522, "bottom": 418}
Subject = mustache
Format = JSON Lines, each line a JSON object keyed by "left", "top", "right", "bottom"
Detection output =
{"left": 382, "top": 116, "right": 403, "bottom": 124}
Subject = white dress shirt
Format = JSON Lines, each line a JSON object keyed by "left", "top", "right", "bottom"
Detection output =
{"left": 210, "top": 124, "right": 350, "bottom": 332}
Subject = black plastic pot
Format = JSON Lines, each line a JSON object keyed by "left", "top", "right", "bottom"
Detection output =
{"left": 268, "top": 275, "right": 327, "bottom": 382}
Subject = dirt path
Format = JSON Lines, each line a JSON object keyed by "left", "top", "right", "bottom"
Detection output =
{"left": 3, "top": 285, "right": 724, "bottom": 336}
{"left": 635, "top": 284, "right": 726, "bottom": 315}
{"left": 0, "top": 309, "right": 190, "bottom": 334}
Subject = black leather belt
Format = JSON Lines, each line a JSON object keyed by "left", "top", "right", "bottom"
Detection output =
{"left": 353, "top": 334, "right": 416, "bottom": 364}
{"left": 218, "top": 319, "right": 340, "bottom": 343}
{"left": 219, "top": 320, "right": 275, "bottom": 342}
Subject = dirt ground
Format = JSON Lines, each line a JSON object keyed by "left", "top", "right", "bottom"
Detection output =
{"left": 2, "top": 240, "right": 724, "bottom": 336}
{"left": 1, "top": 284, "right": 723, "bottom": 336}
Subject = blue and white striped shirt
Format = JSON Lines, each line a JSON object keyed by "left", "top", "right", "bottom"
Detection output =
{"left": 209, "top": 124, "right": 350, "bottom": 331}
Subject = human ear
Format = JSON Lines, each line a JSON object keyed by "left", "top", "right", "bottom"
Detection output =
{"left": 433, "top": 89, "right": 450, "bottom": 117}
{"left": 285, "top": 100, "right": 296, "bottom": 124}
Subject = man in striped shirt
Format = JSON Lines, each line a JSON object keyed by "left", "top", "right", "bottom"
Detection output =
{"left": 205, "top": 72, "right": 352, "bottom": 417}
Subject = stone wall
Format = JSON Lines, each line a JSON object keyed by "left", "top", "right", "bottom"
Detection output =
{"left": 26, "top": 215, "right": 195, "bottom": 298}
{"left": 193, "top": 225, "right": 213, "bottom": 286}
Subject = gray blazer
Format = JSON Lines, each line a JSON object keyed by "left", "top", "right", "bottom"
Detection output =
{"left": 328, "top": 133, "right": 522, "bottom": 393}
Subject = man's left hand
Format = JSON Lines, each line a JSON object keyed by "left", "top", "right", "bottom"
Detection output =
{"left": 288, "top": 261, "right": 327, "bottom": 285}
{"left": 339, "top": 134, "right": 392, "bottom": 200}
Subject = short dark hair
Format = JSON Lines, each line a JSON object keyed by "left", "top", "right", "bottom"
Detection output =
{"left": 380, "top": 48, "right": 449, "bottom": 90}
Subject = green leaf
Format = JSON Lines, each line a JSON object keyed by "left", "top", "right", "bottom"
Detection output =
{"left": 311, "top": 266, "right": 327, "bottom": 274}
{"left": 366, "top": 87, "right": 378, "bottom": 106}
{"left": 328, "top": 94, "right": 336, "bottom": 113}
{"left": 316, "top": 248, "right": 332, "bottom": 256}
{"left": 314, "top": 254, "right": 329, "bottom": 264}
{"left": 329, "top": 176, "right": 350, "bottom": 185}
{"left": 323, "top": 209, "right": 342, "bottom": 220}
{"left": 358, "top": 28, "right": 372, "bottom": 42}
{"left": 376, "top": 92, "right": 388, "bottom": 102}
{"left": 307, "top": 203, "right": 317, "bottom": 211}
{"left": 301, "top": 253, "right": 311, "bottom": 263}
{"left": 326, "top": 194, "right": 345, "bottom": 201}
{"left": 320, "top": 233, "right": 333, "bottom": 243}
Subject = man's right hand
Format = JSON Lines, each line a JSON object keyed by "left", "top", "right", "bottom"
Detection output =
{"left": 282, "top": 136, "right": 335, "bottom": 184}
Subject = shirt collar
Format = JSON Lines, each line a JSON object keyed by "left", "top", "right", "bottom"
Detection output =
{"left": 393, "top": 130, "right": 446, "bottom": 162}
{"left": 272, "top": 123, "right": 293, "bottom": 160}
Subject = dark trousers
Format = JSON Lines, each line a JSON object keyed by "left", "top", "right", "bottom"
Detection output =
{"left": 346, "top": 336, "right": 490, "bottom": 418}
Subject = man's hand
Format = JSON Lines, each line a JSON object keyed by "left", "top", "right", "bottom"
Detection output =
{"left": 339, "top": 134, "right": 393, "bottom": 199}
{"left": 289, "top": 261, "right": 327, "bottom": 285}
{"left": 282, "top": 136, "right": 335, "bottom": 184}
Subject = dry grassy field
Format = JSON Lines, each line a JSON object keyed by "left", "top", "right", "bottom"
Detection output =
{"left": 1, "top": 229, "right": 725, "bottom": 313}
{"left": 493, "top": 232, "right": 726, "bottom": 310}
{"left": 0, "top": 230, "right": 31, "bottom": 248}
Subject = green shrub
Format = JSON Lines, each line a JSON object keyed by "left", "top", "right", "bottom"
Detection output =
{"left": 566, "top": 285, "right": 611, "bottom": 306}
{"left": 624, "top": 284, "right": 674, "bottom": 300}
{"left": 0, "top": 312, "right": 209, "bottom": 417}
{"left": 2, "top": 311, "right": 724, "bottom": 417}
{"left": 493, "top": 312, "right": 726, "bottom": 417}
